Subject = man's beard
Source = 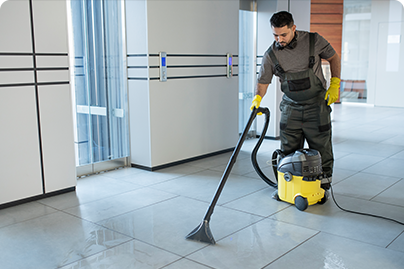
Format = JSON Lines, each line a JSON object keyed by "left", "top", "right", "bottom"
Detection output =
{"left": 277, "top": 41, "right": 287, "bottom": 47}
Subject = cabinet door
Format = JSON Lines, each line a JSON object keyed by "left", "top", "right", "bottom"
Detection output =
{"left": 0, "top": 87, "right": 44, "bottom": 204}
{"left": 39, "top": 84, "right": 76, "bottom": 193}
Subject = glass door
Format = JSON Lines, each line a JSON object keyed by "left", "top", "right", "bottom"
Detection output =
{"left": 68, "top": 0, "right": 129, "bottom": 174}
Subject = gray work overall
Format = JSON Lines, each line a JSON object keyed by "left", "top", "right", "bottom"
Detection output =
{"left": 268, "top": 33, "right": 333, "bottom": 178}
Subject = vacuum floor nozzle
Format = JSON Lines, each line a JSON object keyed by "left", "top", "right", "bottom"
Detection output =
{"left": 186, "top": 220, "right": 215, "bottom": 244}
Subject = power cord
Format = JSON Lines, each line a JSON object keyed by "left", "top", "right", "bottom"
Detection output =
{"left": 329, "top": 185, "right": 404, "bottom": 226}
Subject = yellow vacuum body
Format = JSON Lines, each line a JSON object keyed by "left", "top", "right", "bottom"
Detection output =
{"left": 277, "top": 149, "right": 326, "bottom": 211}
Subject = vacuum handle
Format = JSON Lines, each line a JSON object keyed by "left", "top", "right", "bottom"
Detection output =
{"left": 202, "top": 106, "right": 267, "bottom": 222}
{"left": 254, "top": 106, "right": 269, "bottom": 117}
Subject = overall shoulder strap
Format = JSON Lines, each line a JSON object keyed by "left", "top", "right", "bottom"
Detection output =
{"left": 268, "top": 44, "right": 285, "bottom": 75}
{"left": 309, "top": 33, "right": 315, "bottom": 68}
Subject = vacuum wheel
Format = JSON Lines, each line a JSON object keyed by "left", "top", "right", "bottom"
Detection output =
{"left": 317, "top": 190, "right": 329, "bottom": 205}
{"left": 294, "top": 196, "right": 308, "bottom": 211}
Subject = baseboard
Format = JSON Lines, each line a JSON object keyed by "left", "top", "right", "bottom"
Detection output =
{"left": 131, "top": 148, "right": 235, "bottom": 171}
{"left": 0, "top": 187, "right": 76, "bottom": 210}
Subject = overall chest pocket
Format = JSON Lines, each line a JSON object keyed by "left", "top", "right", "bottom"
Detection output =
{"left": 287, "top": 77, "right": 311, "bottom": 91}
{"left": 281, "top": 69, "right": 324, "bottom": 102}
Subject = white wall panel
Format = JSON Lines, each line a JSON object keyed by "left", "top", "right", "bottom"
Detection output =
{"left": 0, "top": 56, "right": 32, "bottom": 69}
{"left": 0, "top": 0, "right": 32, "bottom": 52}
{"left": 36, "top": 55, "right": 69, "bottom": 68}
{"left": 31, "top": 0, "right": 69, "bottom": 53}
{"left": 0, "top": 0, "right": 76, "bottom": 207}
{"left": 38, "top": 84, "right": 76, "bottom": 192}
{"left": 125, "top": 0, "right": 148, "bottom": 54}
{"left": 0, "top": 87, "right": 43, "bottom": 204}
{"left": 127, "top": 0, "right": 239, "bottom": 169}
{"left": 146, "top": 0, "right": 238, "bottom": 54}
{"left": 37, "top": 70, "right": 69, "bottom": 83}
{"left": 127, "top": 68, "right": 149, "bottom": 78}
{"left": 126, "top": 0, "right": 152, "bottom": 167}
{"left": 145, "top": 0, "right": 239, "bottom": 167}
{"left": 128, "top": 80, "right": 152, "bottom": 167}
{"left": 0, "top": 71, "right": 34, "bottom": 85}
{"left": 149, "top": 77, "right": 238, "bottom": 165}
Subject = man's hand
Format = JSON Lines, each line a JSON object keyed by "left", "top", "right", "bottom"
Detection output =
{"left": 324, "top": 77, "right": 340, "bottom": 105}
{"left": 250, "top": 95, "right": 262, "bottom": 115}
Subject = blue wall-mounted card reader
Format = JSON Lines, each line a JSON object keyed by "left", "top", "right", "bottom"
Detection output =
{"left": 160, "top": 52, "right": 167, "bottom": 82}
{"left": 227, "top": 53, "right": 233, "bottom": 78}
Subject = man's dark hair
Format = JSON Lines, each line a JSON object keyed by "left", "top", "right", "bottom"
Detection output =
{"left": 270, "top": 11, "right": 294, "bottom": 28}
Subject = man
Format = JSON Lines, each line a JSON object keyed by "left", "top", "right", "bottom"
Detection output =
{"left": 251, "top": 11, "right": 341, "bottom": 190}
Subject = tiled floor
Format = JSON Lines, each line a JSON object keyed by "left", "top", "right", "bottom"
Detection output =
{"left": 1, "top": 103, "right": 404, "bottom": 269}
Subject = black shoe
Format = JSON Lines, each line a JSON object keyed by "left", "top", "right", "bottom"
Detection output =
{"left": 271, "top": 190, "right": 280, "bottom": 201}
{"left": 320, "top": 174, "right": 332, "bottom": 190}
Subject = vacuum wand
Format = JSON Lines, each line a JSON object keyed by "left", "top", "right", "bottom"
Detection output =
{"left": 186, "top": 107, "right": 270, "bottom": 244}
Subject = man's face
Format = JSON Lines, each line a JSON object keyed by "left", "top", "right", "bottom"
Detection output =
{"left": 272, "top": 25, "right": 296, "bottom": 47}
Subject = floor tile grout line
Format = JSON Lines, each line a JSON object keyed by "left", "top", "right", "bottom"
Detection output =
{"left": 0, "top": 209, "right": 158, "bottom": 268}
{"left": 91, "top": 220, "right": 190, "bottom": 258}
{"left": 216, "top": 203, "right": 278, "bottom": 219}
{"left": 52, "top": 207, "right": 196, "bottom": 265}
{"left": 219, "top": 204, "right": 283, "bottom": 219}
{"left": 42, "top": 172, "right": 210, "bottom": 212}
{"left": 83, "top": 195, "right": 182, "bottom": 224}
{"left": 218, "top": 186, "right": 274, "bottom": 206}
{"left": 328, "top": 191, "right": 404, "bottom": 211}
{"left": 56, "top": 234, "right": 135, "bottom": 268}
{"left": 114, "top": 174, "right": 191, "bottom": 189}
{"left": 0, "top": 205, "right": 64, "bottom": 231}
{"left": 159, "top": 257, "right": 217, "bottom": 269}
{"left": 144, "top": 169, "right": 273, "bottom": 205}
{"left": 385, "top": 230, "right": 404, "bottom": 249}
{"left": 18, "top": 195, "right": 182, "bottom": 230}
{"left": 182, "top": 216, "right": 270, "bottom": 260}
{"left": 369, "top": 177, "right": 404, "bottom": 201}
{"left": 274, "top": 214, "right": 404, "bottom": 251}
{"left": 259, "top": 231, "right": 321, "bottom": 269}
{"left": 35, "top": 184, "right": 150, "bottom": 211}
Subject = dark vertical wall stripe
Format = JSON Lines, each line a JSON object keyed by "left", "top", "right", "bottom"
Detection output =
{"left": 29, "top": 0, "right": 46, "bottom": 194}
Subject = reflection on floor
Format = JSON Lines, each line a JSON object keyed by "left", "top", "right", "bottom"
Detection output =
{"left": 1, "top": 103, "right": 404, "bottom": 269}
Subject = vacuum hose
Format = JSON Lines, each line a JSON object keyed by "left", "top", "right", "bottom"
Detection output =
{"left": 250, "top": 107, "right": 278, "bottom": 188}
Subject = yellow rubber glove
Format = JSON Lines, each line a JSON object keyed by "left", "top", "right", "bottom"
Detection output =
{"left": 250, "top": 95, "right": 262, "bottom": 115}
{"left": 324, "top": 77, "right": 341, "bottom": 105}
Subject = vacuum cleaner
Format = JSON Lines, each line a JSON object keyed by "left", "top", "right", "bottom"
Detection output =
{"left": 186, "top": 106, "right": 327, "bottom": 244}
{"left": 250, "top": 116, "right": 327, "bottom": 211}
{"left": 271, "top": 149, "right": 328, "bottom": 211}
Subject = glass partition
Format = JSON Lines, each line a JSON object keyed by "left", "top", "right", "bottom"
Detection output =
{"left": 340, "top": 0, "right": 371, "bottom": 103}
{"left": 374, "top": 19, "right": 404, "bottom": 107}
{"left": 239, "top": 9, "right": 257, "bottom": 134}
{"left": 68, "top": 0, "right": 129, "bottom": 167}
